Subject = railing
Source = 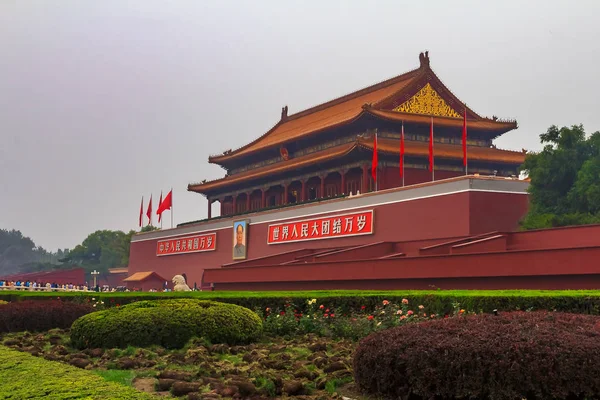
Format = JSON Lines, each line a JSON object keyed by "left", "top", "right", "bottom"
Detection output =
{"left": 0, "top": 286, "right": 91, "bottom": 292}
{"left": 179, "top": 193, "right": 348, "bottom": 227}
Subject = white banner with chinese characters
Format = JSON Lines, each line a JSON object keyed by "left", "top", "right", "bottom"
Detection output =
{"left": 156, "top": 232, "right": 216, "bottom": 256}
{"left": 267, "top": 210, "right": 374, "bottom": 245}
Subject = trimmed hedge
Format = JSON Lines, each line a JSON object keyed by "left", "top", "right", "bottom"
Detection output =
{"left": 354, "top": 311, "right": 600, "bottom": 400}
{"left": 0, "top": 345, "right": 158, "bottom": 399}
{"left": 70, "top": 299, "right": 263, "bottom": 349}
{"left": 0, "top": 300, "right": 93, "bottom": 333}
{"left": 3, "top": 289, "right": 600, "bottom": 316}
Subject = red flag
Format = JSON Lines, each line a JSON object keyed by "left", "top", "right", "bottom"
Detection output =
{"left": 429, "top": 117, "right": 434, "bottom": 172}
{"left": 156, "top": 192, "right": 163, "bottom": 223}
{"left": 146, "top": 195, "right": 152, "bottom": 225}
{"left": 462, "top": 107, "right": 468, "bottom": 168}
{"left": 400, "top": 123, "right": 405, "bottom": 177}
{"left": 139, "top": 197, "right": 143, "bottom": 227}
{"left": 158, "top": 190, "right": 173, "bottom": 215}
{"left": 371, "top": 131, "right": 378, "bottom": 182}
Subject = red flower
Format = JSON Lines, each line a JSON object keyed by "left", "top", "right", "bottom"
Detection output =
{"left": 325, "top": 308, "right": 330, "bottom": 313}
{"left": 116, "top": 304, "right": 120, "bottom": 307}
{"left": 280, "top": 311, "right": 285, "bottom": 316}
{"left": 330, "top": 313, "right": 335, "bottom": 318}
{"left": 367, "top": 315, "right": 374, "bottom": 320}
{"left": 324, "top": 314, "right": 329, "bottom": 318}
{"left": 361, "top": 305, "right": 366, "bottom": 310}
{"left": 319, "top": 305, "right": 324, "bottom": 310}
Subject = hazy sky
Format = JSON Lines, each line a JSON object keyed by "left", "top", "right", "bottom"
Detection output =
{"left": 1, "top": 0, "right": 599, "bottom": 251}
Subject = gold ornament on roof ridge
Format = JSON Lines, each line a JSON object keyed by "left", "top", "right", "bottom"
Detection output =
{"left": 394, "top": 83, "right": 461, "bottom": 118}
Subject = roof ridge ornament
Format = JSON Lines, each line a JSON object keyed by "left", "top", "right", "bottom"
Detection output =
{"left": 419, "top": 51, "right": 430, "bottom": 69}
{"left": 281, "top": 105, "right": 289, "bottom": 121}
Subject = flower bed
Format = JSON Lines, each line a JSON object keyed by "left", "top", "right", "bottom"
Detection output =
{"left": 353, "top": 311, "right": 600, "bottom": 399}
{"left": 257, "top": 297, "right": 441, "bottom": 340}
{"left": 1, "top": 329, "right": 357, "bottom": 399}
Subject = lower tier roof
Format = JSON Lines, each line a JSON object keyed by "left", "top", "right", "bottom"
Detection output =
{"left": 189, "top": 137, "right": 526, "bottom": 194}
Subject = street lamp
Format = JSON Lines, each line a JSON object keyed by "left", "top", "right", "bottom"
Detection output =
{"left": 91, "top": 270, "right": 100, "bottom": 288}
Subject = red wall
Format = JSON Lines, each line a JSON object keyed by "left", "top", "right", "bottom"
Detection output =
{"left": 129, "top": 190, "right": 528, "bottom": 287}
{"left": 205, "top": 245, "right": 600, "bottom": 290}
{"left": 469, "top": 191, "right": 530, "bottom": 234}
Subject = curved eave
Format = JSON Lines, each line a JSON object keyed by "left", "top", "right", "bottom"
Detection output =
{"left": 207, "top": 111, "right": 366, "bottom": 167}
{"left": 357, "top": 137, "right": 526, "bottom": 165}
{"left": 189, "top": 142, "right": 359, "bottom": 194}
{"left": 365, "top": 109, "right": 518, "bottom": 135}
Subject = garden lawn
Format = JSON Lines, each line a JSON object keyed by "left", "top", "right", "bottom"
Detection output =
{"left": 0, "top": 345, "right": 158, "bottom": 400}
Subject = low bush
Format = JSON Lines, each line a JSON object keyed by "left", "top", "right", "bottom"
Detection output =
{"left": 3, "top": 289, "right": 600, "bottom": 317}
{"left": 0, "top": 345, "right": 158, "bottom": 399}
{"left": 70, "top": 299, "right": 263, "bottom": 349}
{"left": 0, "top": 300, "right": 93, "bottom": 333}
{"left": 354, "top": 311, "right": 600, "bottom": 400}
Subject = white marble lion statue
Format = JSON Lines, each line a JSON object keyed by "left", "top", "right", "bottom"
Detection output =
{"left": 172, "top": 275, "right": 191, "bottom": 292}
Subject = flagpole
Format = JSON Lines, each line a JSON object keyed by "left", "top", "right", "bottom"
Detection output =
{"left": 430, "top": 117, "right": 435, "bottom": 182}
{"left": 160, "top": 191, "right": 163, "bottom": 230}
{"left": 375, "top": 129, "right": 378, "bottom": 192}
{"left": 170, "top": 187, "right": 174, "bottom": 229}
{"left": 401, "top": 122, "right": 405, "bottom": 187}
{"left": 464, "top": 105, "right": 468, "bottom": 176}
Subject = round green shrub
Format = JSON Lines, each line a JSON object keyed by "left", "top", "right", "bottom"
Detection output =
{"left": 354, "top": 311, "right": 600, "bottom": 400}
{"left": 70, "top": 299, "right": 262, "bottom": 349}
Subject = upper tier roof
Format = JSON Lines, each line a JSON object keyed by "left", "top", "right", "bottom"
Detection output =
{"left": 209, "top": 52, "right": 517, "bottom": 165}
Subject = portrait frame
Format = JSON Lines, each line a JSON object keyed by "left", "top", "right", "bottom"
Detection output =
{"left": 232, "top": 220, "right": 249, "bottom": 260}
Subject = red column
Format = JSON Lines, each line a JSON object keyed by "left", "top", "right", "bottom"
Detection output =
{"left": 261, "top": 189, "right": 266, "bottom": 208}
{"left": 340, "top": 170, "right": 346, "bottom": 194}
{"left": 232, "top": 195, "right": 237, "bottom": 214}
{"left": 207, "top": 199, "right": 212, "bottom": 219}
{"left": 301, "top": 180, "right": 306, "bottom": 202}
{"left": 283, "top": 184, "right": 288, "bottom": 205}
{"left": 320, "top": 175, "right": 326, "bottom": 198}
{"left": 246, "top": 192, "right": 251, "bottom": 211}
{"left": 362, "top": 164, "right": 368, "bottom": 193}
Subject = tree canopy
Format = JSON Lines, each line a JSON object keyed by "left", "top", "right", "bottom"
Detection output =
{"left": 519, "top": 124, "right": 600, "bottom": 229}
{"left": 0, "top": 225, "right": 158, "bottom": 277}
{"left": 0, "top": 229, "right": 69, "bottom": 276}
{"left": 60, "top": 225, "right": 159, "bottom": 274}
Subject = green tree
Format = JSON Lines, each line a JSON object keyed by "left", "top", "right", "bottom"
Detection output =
{"left": 520, "top": 125, "right": 600, "bottom": 229}
{"left": 60, "top": 226, "right": 159, "bottom": 275}
{"left": 0, "top": 229, "right": 68, "bottom": 275}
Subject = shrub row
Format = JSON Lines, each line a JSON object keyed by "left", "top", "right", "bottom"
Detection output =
{"left": 70, "top": 299, "right": 263, "bottom": 349}
{"left": 0, "top": 345, "right": 158, "bottom": 399}
{"left": 2, "top": 289, "right": 600, "bottom": 316}
{"left": 353, "top": 311, "right": 600, "bottom": 400}
{"left": 0, "top": 300, "right": 93, "bottom": 333}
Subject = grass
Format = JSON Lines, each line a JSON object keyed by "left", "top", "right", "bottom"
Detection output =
{"left": 0, "top": 345, "right": 158, "bottom": 399}
{"left": 217, "top": 353, "right": 244, "bottom": 365}
{"left": 94, "top": 369, "right": 136, "bottom": 386}
{"left": 285, "top": 346, "right": 312, "bottom": 358}
{"left": 325, "top": 377, "right": 354, "bottom": 395}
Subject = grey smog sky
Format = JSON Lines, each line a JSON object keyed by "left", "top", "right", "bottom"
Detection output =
{"left": 1, "top": 0, "right": 599, "bottom": 251}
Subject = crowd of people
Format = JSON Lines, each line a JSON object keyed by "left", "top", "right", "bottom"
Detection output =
{"left": 0, "top": 280, "right": 91, "bottom": 291}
